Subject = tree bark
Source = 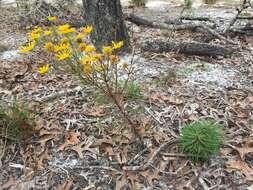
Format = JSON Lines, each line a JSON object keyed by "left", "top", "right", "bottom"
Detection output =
{"left": 142, "top": 40, "right": 235, "bottom": 57}
{"left": 82, "top": 0, "right": 130, "bottom": 51}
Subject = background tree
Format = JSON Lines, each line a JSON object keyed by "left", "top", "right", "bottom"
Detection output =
{"left": 82, "top": 0, "right": 130, "bottom": 51}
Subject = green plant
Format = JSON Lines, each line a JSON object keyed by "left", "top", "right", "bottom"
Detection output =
{"left": 0, "top": 44, "right": 8, "bottom": 53}
{"left": 122, "top": 81, "right": 143, "bottom": 101}
{"left": 0, "top": 100, "right": 35, "bottom": 142}
{"left": 179, "top": 121, "right": 224, "bottom": 163}
{"left": 184, "top": 0, "right": 193, "bottom": 8}
{"left": 131, "top": 0, "right": 147, "bottom": 6}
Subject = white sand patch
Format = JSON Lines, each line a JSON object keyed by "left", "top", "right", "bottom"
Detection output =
{"left": 1, "top": 50, "right": 22, "bottom": 61}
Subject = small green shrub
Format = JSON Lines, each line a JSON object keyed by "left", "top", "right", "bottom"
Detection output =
{"left": 184, "top": 0, "right": 193, "bottom": 8}
{"left": 0, "top": 44, "right": 8, "bottom": 53}
{"left": 122, "top": 81, "right": 143, "bottom": 101}
{"left": 0, "top": 100, "right": 35, "bottom": 142}
{"left": 131, "top": 0, "right": 147, "bottom": 6}
{"left": 179, "top": 121, "right": 224, "bottom": 163}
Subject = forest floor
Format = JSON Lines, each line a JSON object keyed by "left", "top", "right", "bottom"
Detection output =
{"left": 0, "top": 2, "right": 253, "bottom": 190}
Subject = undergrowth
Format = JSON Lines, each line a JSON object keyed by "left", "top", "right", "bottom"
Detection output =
{"left": 179, "top": 121, "right": 224, "bottom": 163}
{"left": 131, "top": 0, "right": 147, "bottom": 6}
{"left": 0, "top": 100, "right": 35, "bottom": 143}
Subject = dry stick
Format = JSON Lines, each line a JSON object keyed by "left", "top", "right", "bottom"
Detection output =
{"left": 123, "top": 139, "right": 178, "bottom": 171}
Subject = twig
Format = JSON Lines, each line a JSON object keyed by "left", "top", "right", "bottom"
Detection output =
{"left": 123, "top": 139, "right": 178, "bottom": 171}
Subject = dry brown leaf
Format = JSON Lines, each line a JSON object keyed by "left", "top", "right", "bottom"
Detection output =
{"left": 36, "top": 148, "right": 52, "bottom": 170}
{"left": 37, "top": 134, "right": 56, "bottom": 148}
{"left": 71, "top": 141, "right": 98, "bottom": 159}
{"left": 1, "top": 177, "right": 17, "bottom": 189}
{"left": 85, "top": 106, "right": 106, "bottom": 117}
{"left": 57, "top": 179, "right": 73, "bottom": 190}
{"left": 140, "top": 170, "right": 163, "bottom": 186}
{"left": 58, "top": 131, "right": 81, "bottom": 151}
{"left": 115, "top": 175, "right": 127, "bottom": 190}
{"left": 236, "top": 138, "right": 253, "bottom": 160}
{"left": 226, "top": 160, "right": 253, "bottom": 181}
{"left": 149, "top": 92, "right": 169, "bottom": 104}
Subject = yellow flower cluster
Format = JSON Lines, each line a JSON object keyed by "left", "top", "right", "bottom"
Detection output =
{"left": 20, "top": 16, "right": 124, "bottom": 77}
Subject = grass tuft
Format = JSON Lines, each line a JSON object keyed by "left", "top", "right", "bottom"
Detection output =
{"left": 122, "top": 81, "right": 143, "bottom": 101}
{"left": 0, "top": 100, "right": 35, "bottom": 143}
{"left": 131, "top": 0, "right": 147, "bottom": 6}
{"left": 179, "top": 121, "right": 224, "bottom": 163}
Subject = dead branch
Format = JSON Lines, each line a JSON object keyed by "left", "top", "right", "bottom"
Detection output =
{"left": 142, "top": 40, "right": 236, "bottom": 57}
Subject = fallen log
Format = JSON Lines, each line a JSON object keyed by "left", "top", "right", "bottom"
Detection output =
{"left": 125, "top": 13, "right": 237, "bottom": 45}
{"left": 142, "top": 40, "right": 236, "bottom": 57}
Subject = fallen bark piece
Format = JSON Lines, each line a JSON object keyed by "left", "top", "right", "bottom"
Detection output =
{"left": 142, "top": 40, "right": 235, "bottom": 57}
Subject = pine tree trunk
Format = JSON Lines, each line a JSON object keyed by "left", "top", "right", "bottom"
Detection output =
{"left": 82, "top": 0, "right": 130, "bottom": 51}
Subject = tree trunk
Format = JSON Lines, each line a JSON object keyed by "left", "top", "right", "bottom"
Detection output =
{"left": 82, "top": 0, "right": 130, "bottom": 51}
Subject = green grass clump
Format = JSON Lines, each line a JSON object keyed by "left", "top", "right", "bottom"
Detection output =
{"left": 0, "top": 100, "right": 35, "bottom": 142}
{"left": 179, "top": 121, "right": 224, "bottom": 163}
{"left": 131, "top": 0, "right": 147, "bottom": 6}
{"left": 123, "top": 81, "right": 143, "bottom": 101}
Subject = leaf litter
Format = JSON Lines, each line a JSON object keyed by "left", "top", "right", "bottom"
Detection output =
{"left": 0, "top": 1, "right": 253, "bottom": 190}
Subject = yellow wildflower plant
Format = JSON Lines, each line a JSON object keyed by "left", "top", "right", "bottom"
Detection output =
{"left": 20, "top": 19, "right": 139, "bottom": 141}
{"left": 112, "top": 41, "right": 124, "bottom": 50}
{"left": 48, "top": 16, "right": 57, "bottom": 22}
{"left": 79, "top": 43, "right": 87, "bottom": 51}
{"left": 83, "top": 25, "right": 93, "bottom": 34}
{"left": 54, "top": 43, "right": 70, "bottom": 52}
{"left": 29, "top": 32, "right": 40, "bottom": 41}
{"left": 60, "top": 38, "right": 69, "bottom": 44}
{"left": 44, "top": 42, "right": 55, "bottom": 52}
{"left": 19, "top": 41, "right": 36, "bottom": 53}
{"left": 102, "top": 46, "right": 113, "bottom": 56}
{"left": 56, "top": 49, "right": 72, "bottom": 61}
{"left": 38, "top": 64, "right": 49, "bottom": 75}
{"left": 44, "top": 30, "right": 52, "bottom": 36}
{"left": 85, "top": 45, "right": 95, "bottom": 53}
{"left": 75, "top": 33, "right": 85, "bottom": 41}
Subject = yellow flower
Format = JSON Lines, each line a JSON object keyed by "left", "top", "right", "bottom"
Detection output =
{"left": 85, "top": 45, "right": 95, "bottom": 53}
{"left": 109, "top": 55, "right": 119, "bottom": 64}
{"left": 90, "top": 53, "right": 102, "bottom": 62}
{"left": 83, "top": 64, "right": 93, "bottom": 74}
{"left": 44, "top": 30, "right": 52, "bottom": 36}
{"left": 75, "top": 33, "right": 85, "bottom": 40}
{"left": 60, "top": 38, "right": 69, "bottom": 44}
{"left": 81, "top": 56, "right": 91, "bottom": 65}
{"left": 112, "top": 40, "right": 124, "bottom": 50}
{"left": 29, "top": 32, "right": 40, "bottom": 41}
{"left": 83, "top": 25, "right": 93, "bottom": 34}
{"left": 79, "top": 43, "right": 87, "bottom": 51}
{"left": 58, "top": 24, "right": 70, "bottom": 31}
{"left": 32, "top": 27, "right": 42, "bottom": 34}
{"left": 56, "top": 49, "right": 72, "bottom": 61}
{"left": 19, "top": 41, "right": 36, "bottom": 53}
{"left": 38, "top": 64, "right": 49, "bottom": 75}
{"left": 48, "top": 16, "right": 57, "bottom": 22}
{"left": 44, "top": 42, "right": 55, "bottom": 52}
{"left": 102, "top": 46, "right": 113, "bottom": 56}
{"left": 54, "top": 43, "right": 70, "bottom": 52}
